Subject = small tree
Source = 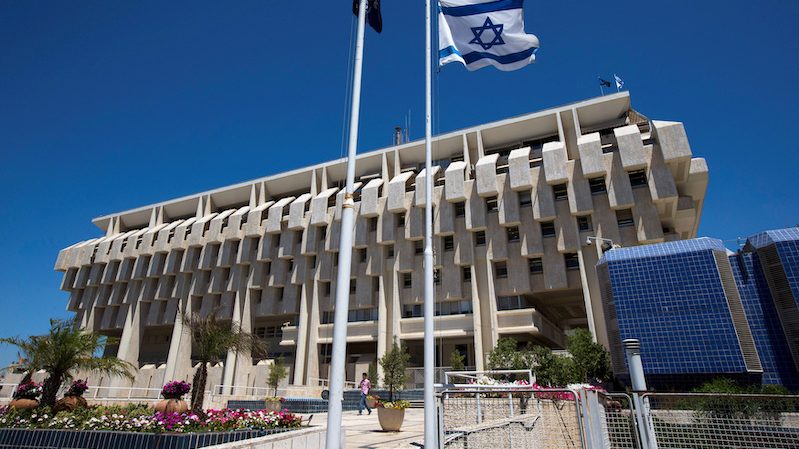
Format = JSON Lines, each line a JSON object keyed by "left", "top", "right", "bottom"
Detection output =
{"left": 380, "top": 341, "right": 410, "bottom": 402}
{"left": 267, "top": 357, "right": 288, "bottom": 397}
{"left": 181, "top": 310, "right": 266, "bottom": 413}
{"left": 449, "top": 349, "right": 465, "bottom": 371}
{"left": 487, "top": 337, "right": 535, "bottom": 371}
{"left": 1, "top": 319, "right": 135, "bottom": 407}
{"left": 567, "top": 329, "right": 611, "bottom": 383}
{"left": 367, "top": 362, "right": 379, "bottom": 388}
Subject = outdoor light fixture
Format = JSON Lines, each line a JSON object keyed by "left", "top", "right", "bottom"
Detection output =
{"left": 585, "top": 236, "right": 618, "bottom": 253}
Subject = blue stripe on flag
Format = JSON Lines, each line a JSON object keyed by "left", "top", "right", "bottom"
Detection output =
{"left": 439, "top": 45, "right": 462, "bottom": 59}
{"left": 461, "top": 46, "right": 536, "bottom": 65}
{"left": 440, "top": 0, "right": 523, "bottom": 17}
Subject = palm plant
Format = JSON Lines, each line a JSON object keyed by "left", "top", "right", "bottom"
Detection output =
{"left": 1, "top": 318, "right": 136, "bottom": 407}
{"left": 180, "top": 310, "right": 266, "bottom": 413}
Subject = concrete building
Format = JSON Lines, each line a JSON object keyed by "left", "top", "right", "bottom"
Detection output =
{"left": 52, "top": 92, "right": 709, "bottom": 392}
{"left": 597, "top": 227, "right": 799, "bottom": 390}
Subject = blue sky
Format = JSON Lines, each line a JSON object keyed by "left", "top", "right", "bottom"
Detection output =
{"left": 1, "top": 0, "right": 797, "bottom": 368}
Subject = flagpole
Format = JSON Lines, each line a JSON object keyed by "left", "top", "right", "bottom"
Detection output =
{"left": 423, "top": 0, "right": 438, "bottom": 448}
{"left": 326, "top": 0, "right": 367, "bottom": 447}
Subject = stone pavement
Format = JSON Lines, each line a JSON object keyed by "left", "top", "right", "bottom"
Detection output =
{"left": 301, "top": 408, "right": 424, "bottom": 449}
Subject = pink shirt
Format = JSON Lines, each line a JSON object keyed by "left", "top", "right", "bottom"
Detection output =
{"left": 360, "top": 379, "right": 371, "bottom": 395}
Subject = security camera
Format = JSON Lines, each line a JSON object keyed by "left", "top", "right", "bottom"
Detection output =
{"left": 585, "top": 238, "right": 593, "bottom": 246}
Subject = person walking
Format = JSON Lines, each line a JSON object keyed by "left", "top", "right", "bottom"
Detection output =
{"left": 358, "top": 372, "right": 372, "bottom": 415}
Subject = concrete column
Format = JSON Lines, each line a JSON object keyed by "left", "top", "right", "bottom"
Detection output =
{"left": 164, "top": 295, "right": 190, "bottom": 382}
{"left": 304, "top": 281, "right": 321, "bottom": 385}
{"left": 234, "top": 270, "right": 254, "bottom": 388}
{"left": 112, "top": 282, "right": 143, "bottom": 394}
{"left": 293, "top": 282, "right": 311, "bottom": 385}
{"left": 472, "top": 246, "right": 498, "bottom": 364}
{"left": 376, "top": 272, "right": 389, "bottom": 381}
{"left": 576, "top": 241, "right": 598, "bottom": 342}
{"left": 469, "top": 265, "right": 485, "bottom": 370}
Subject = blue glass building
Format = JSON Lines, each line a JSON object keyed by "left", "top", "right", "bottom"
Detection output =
{"left": 597, "top": 227, "right": 799, "bottom": 390}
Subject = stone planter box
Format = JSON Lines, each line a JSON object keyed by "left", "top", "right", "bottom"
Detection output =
{"left": 0, "top": 427, "right": 299, "bottom": 449}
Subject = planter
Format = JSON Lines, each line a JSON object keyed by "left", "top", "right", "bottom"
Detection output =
{"left": 154, "top": 398, "right": 189, "bottom": 414}
{"left": 264, "top": 401, "right": 283, "bottom": 412}
{"left": 366, "top": 398, "right": 378, "bottom": 409}
{"left": 377, "top": 407, "right": 405, "bottom": 432}
{"left": 54, "top": 395, "right": 88, "bottom": 413}
{"left": 9, "top": 398, "right": 39, "bottom": 410}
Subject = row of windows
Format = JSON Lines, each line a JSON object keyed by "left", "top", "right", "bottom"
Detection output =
{"left": 403, "top": 300, "right": 473, "bottom": 318}
{"left": 253, "top": 326, "right": 283, "bottom": 339}
{"left": 493, "top": 253, "right": 579, "bottom": 278}
{"left": 320, "top": 308, "right": 379, "bottom": 324}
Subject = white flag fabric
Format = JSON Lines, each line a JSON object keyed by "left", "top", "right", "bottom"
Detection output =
{"left": 439, "top": 0, "right": 539, "bottom": 71}
{"left": 614, "top": 74, "right": 624, "bottom": 90}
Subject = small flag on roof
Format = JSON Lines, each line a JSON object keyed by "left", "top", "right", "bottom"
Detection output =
{"left": 439, "top": 0, "right": 539, "bottom": 71}
{"left": 598, "top": 78, "right": 612, "bottom": 88}
{"left": 614, "top": 74, "right": 624, "bottom": 90}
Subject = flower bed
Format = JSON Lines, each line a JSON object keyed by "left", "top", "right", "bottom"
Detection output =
{"left": 0, "top": 404, "right": 301, "bottom": 434}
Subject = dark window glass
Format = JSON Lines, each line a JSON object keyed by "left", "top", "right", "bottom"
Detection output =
{"left": 415, "top": 240, "right": 424, "bottom": 254}
{"left": 397, "top": 212, "right": 406, "bottom": 227}
{"left": 486, "top": 196, "right": 499, "bottom": 212}
{"left": 528, "top": 258, "right": 543, "bottom": 274}
{"left": 617, "top": 209, "right": 635, "bottom": 227}
{"left": 455, "top": 202, "right": 466, "bottom": 217}
{"left": 628, "top": 169, "right": 648, "bottom": 188}
{"left": 403, "top": 272, "right": 412, "bottom": 288}
{"left": 369, "top": 217, "right": 378, "bottom": 232}
{"left": 495, "top": 261, "right": 508, "bottom": 279}
{"left": 462, "top": 266, "right": 472, "bottom": 282}
{"left": 507, "top": 226, "right": 520, "bottom": 242}
{"left": 359, "top": 248, "right": 367, "bottom": 263}
{"left": 443, "top": 235, "right": 454, "bottom": 251}
{"left": 519, "top": 192, "right": 532, "bottom": 208}
{"left": 349, "top": 279, "right": 357, "bottom": 294}
{"left": 541, "top": 221, "right": 556, "bottom": 237}
{"left": 565, "top": 253, "right": 580, "bottom": 270}
{"left": 387, "top": 244, "right": 395, "bottom": 258}
{"left": 553, "top": 183, "right": 568, "bottom": 201}
{"left": 577, "top": 216, "right": 593, "bottom": 232}
{"left": 475, "top": 231, "right": 486, "bottom": 246}
{"left": 589, "top": 177, "right": 607, "bottom": 194}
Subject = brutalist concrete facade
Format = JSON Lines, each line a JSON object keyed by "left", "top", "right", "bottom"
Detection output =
{"left": 53, "top": 92, "right": 708, "bottom": 390}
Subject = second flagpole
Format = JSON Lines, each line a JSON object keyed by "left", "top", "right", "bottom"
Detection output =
{"left": 325, "top": 0, "right": 367, "bottom": 448}
{"left": 423, "top": 0, "right": 438, "bottom": 448}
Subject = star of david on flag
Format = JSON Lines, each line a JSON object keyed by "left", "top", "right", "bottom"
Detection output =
{"left": 439, "top": 0, "right": 539, "bottom": 71}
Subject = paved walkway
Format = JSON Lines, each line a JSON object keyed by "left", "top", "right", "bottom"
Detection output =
{"left": 302, "top": 409, "right": 424, "bottom": 449}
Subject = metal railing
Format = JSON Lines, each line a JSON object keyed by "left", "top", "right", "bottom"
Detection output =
{"left": 439, "top": 387, "right": 585, "bottom": 449}
{"left": 309, "top": 377, "right": 358, "bottom": 389}
{"left": 641, "top": 392, "right": 799, "bottom": 449}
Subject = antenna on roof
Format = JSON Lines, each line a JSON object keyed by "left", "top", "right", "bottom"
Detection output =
{"left": 394, "top": 126, "right": 403, "bottom": 146}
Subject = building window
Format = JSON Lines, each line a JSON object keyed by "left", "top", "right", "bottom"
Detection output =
{"left": 348, "top": 308, "right": 378, "bottom": 322}
{"left": 273, "top": 235, "right": 280, "bottom": 247}
{"left": 434, "top": 268, "right": 441, "bottom": 285}
{"left": 443, "top": 235, "right": 454, "bottom": 251}
{"left": 494, "top": 261, "right": 508, "bottom": 279}
{"left": 589, "top": 177, "right": 607, "bottom": 194}
{"left": 564, "top": 253, "right": 580, "bottom": 270}
{"left": 528, "top": 257, "right": 543, "bottom": 274}
{"left": 333, "top": 253, "right": 339, "bottom": 266}
{"left": 403, "top": 272, "right": 412, "bottom": 289}
{"left": 276, "top": 287, "right": 284, "bottom": 301}
{"left": 265, "top": 261, "right": 272, "bottom": 275}
{"left": 287, "top": 258, "right": 294, "bottom": 271}
{"left": 454, "top": 201, "right": 466, "bottom": 217}
{"left": 475, "top": 231, "right": 486, "bottom": 246}
{"left": 628, "top": 169, "right": 648, "bottom": 188}
{"left": 496, "top": 295, "right": 534, "bottom": 311}
{"left": 506, "top": 226, "right": 520, "bottom": 242}
{"left": 617, "top": 209, "right": 635, "bottom": 228}
{"left": 414, "top": 240, "right": 424, "bottom": 255}
{"left": 368, "top": 217, "right": 378, "bottom": 232}
{"left": 519, "top": 191, "right": 533, "bottom": 208}
{"left": 577, "top": 216, "right": 593, "bottom": 232}
{"left": 349, "top": 279, "right": 357, "bottom": 295}
{"left": 541, "top": 221, "right": 556, "bottom": 237}
{"left": 553, "top": 183, "right": 568, "bottom": 201}
{"left": 387, "top": 244, "right": 395, "bottom": 258}
{"left": 462, "top": 266, "right": 472, "bottom": 282}
{"left": 359, "top": 248, "right": 367, "bottom": 263}
{"left": 373, "top": 277, "right": 380, "bottom": 292}
{"left": 310, "top": 255, "right": 317, "bottom": 268}
{"left": 486, "top": 196, "right": 499, "bottom": 212}
{"left": 323, "top": 282, "right": 331, "bottom": 296}
{"left": 396, "top": 212, "right": 406, "bottom": 227}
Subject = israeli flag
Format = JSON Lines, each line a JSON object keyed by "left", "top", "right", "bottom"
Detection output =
{"left": 439, "top": 0, "right": 539, "bottom": 71}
